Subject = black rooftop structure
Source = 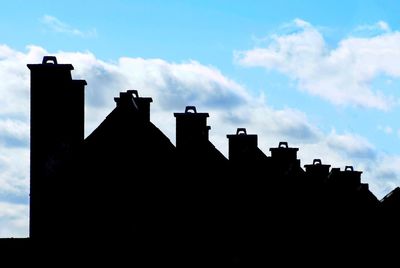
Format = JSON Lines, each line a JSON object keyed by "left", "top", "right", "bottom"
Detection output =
{"left": 174, "top": 106, "right": 210, "bottom": 149}
{"left": 226, "top": 128, "right": 268, "bottom": 161}
{"left": 328, "top": 165, "right": 362, "bottom": 189}
{"left": 114, "top": 89, "right": 153, "bottom": 121}
{"left": 304, "top": 159, "right": 331, "bottom": 183}
{"left": 174, "top": 106, "right": 226, "bottom": 161}
{"left": 269, "top": 141, "right": 302, "bottom": 176}
{"left": 270, "top": 141, "right": 299, "bottom": 161}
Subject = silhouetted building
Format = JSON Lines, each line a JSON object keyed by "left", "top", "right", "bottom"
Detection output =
{"left": 1, "top": 56, "right": 398, "bottom": 264}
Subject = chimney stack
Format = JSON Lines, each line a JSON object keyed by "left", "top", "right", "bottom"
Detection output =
{"left": 114, "top": 90, "right": 153, "bottom": 121}
{"left": 174, "top": 106, "right": 210, "bottom": 151}
{"left": 27, "top": 56, "right": 86, "bottom": 238}
{"left": 270, "top": 142, "right": 299, "bottom": 162}
{"left": 304, "top": 159, "right": 331, "bottom": 179}
{"left": 269, "top": 142, "right": 300, "bottom": 173}
{"left": 226, "top": 128, "right": 259, "bottom": 161}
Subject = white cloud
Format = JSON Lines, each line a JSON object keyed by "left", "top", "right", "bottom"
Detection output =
{"left": 0, "top": 147, "right": 29, "bottom": 197}
{"left": 220, "top": 104, "right": 320, "bottom": 143}
{"left": 378, "top": 21, "right": 390, "bottom": 32}
{"left": 0, "top": 119, "right": 29, "bottom": 147}
{"left": 40, "top": 15, "right": 97, "bottom": 38}
{"left": 368, "top": 154, "right": 400, "bottom": 196}
{"left": 235, "top": 19, "right": 400, "bottom": 110}
{"left": 293, "top": 18, "right": 312, "bottom": 28}
{"left": 0, "top": 202, "right": 28, "bottom": 237}
{"left": 355, "top": 21, "right": 391, "bottom": 33}
{"left": 384, "top": 126, "right": 393, "bottom": 135}
{"left": 326, "top": 130, "right": 376, "bottom": 159}
{"left": 378, "top": 125, "right": 393, "bottom": 135}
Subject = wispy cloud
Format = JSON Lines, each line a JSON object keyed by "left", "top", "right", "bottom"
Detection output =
{"left": 326, "top": 130, "right": 376, "bottom": 159}
{"left": 378, "top": 125, "right": 393, "bottom": 135}
{"left": 235, "top": 19, "right": 400, "bottom": 111}
{"left": 354, "top": 21, "right": 391, "bottom": 34}
{"left": 40, "top": 15, "right": 97, "bottom": 38}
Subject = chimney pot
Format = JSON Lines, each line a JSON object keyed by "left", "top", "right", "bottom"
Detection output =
{"left": 42, "top": 56, "right": 58, "bottom": 64}
{"left": 116, "top": 90, "right": 153, "bottom": 121}
{"left": 279, "top": 141, "right": 288, "bottom": 148}
{"left": 185, "top": 106, "right": 197, "bottom": 113}
{"left": 313, "top": 159, "right": 322, "bottom": 165}
{"left": 236, "top": 128, "right": 247, "bottom": 135}
{"left": 345, "top": 166, "right": 354, "bottom": 171}
{"left": 127, "top": 90, "right": 139, "bottom": 98}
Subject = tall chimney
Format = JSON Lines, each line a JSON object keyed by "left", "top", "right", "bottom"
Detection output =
{"left": 27, "top": 56, "right": 86, "bottom": 238}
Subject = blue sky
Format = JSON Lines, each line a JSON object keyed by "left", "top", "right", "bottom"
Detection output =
{"left": 1, "top": 0, "right": 400, "bottom": 236}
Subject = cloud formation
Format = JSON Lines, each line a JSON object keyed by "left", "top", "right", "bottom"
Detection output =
{"left": 326, "top": 130, "right": 376, "bottom": 159}
{"left": 0, "top": 202, "right": 28, "bottom": 237}
{"left": 354, "top": 21, "right": 391, "bottom": 35}
{"left": 235, "top": 19, "right": 400, "bottom": 110}
{"left": 40, "top": 15, "right": 97, "bottom": 38}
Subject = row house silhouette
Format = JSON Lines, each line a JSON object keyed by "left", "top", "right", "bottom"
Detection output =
{"left": 1, "top": 56, "right": 400, "bottom": 265}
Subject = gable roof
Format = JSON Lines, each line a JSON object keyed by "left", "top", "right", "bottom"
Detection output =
{"left": 84, "top": 91, "right": 176, "bottom": 163}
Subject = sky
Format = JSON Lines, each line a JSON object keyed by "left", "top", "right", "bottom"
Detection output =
{"left": 1, "top": 0, "right": 400, "bottom": 237}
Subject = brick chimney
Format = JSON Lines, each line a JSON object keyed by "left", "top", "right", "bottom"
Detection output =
{"left": 27, "top": 56, "right": 86, "bottom": 238}
{"left": 114, "top": 91, "right": 138, "bottom": 110}
{"left": 130, "top": 90, "right": 153, "bottom": 121}
{"left": 226, "top": 128, "right": 258, "bottom": 161}
{"left": 114, "top": 90, "right": 153, "bottom": 121}
{"left": 173, "top": 106, "right": 210, "bottom": 150}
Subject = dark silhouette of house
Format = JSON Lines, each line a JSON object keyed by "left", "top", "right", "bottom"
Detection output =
{"left": 1, "top": 56, "right": 399, "bottom": 264}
